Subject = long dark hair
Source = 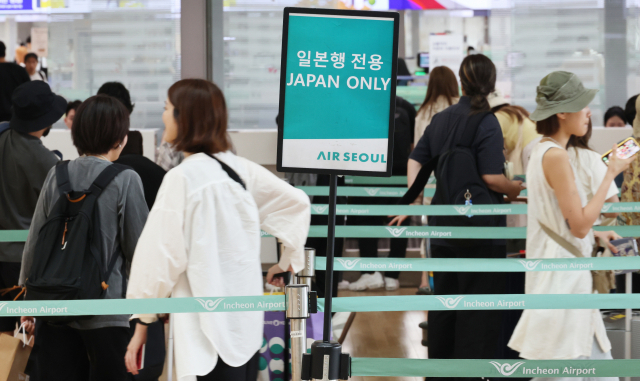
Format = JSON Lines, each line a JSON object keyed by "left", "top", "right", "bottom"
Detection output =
{"left": 418, "top": 66, "right": 458, "bottom": 114}
{"left": 567, "top": 118, "right": 593, "bottom": 151}
{"left": 459, "top": 54, "right": 496, "bottom": 114}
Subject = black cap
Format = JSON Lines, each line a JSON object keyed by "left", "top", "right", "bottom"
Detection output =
{"left": 10, "top": 81, "right": 67, "bottom": 134}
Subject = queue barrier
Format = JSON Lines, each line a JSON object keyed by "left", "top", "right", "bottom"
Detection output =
{"left": 315, "top": 256, "right": 640, "bottom": 272}
{"left": 299, "top": 186, "right": 530, "bottom": 197}
{"left": 350, "top": 358, "right": 640, "bottom": 378}
{"left": 309, "top": 202, "right": 640, "bottom": 215}
{"left": 2, "top": 294, "right": 640, "bottom": 317}
{"left": 3, "top": 225, "right": 640, "bottom": 242}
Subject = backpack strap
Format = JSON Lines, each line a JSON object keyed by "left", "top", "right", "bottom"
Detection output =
{"left": 88, "top": 163, "right": 130, "bottom": 197}
{"left": 0, "top": 122, "right": 10, "bottom": 136}
{"left": 204, "top": 153, "right": 246, "bottom": 190}
{"left": 55, "top": 161, "right": 73, "bottom": 195}
{"left": 458, "top": 111, "right": 491, "bottom": 148}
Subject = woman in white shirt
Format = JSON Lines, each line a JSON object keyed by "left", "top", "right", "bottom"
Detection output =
{"left": 508, "top": 71, "right": 631, "bottom": 377}
{"left": 124, "top": 79, "right": 310, "bottom": 381}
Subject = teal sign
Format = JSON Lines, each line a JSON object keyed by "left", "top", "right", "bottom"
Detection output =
{"left": 277, "top": 8, "right": 399, "bottom": 175}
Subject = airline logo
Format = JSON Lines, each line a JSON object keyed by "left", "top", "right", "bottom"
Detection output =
{"left": 312, "top": 205, "right": 329, "bottom": 214}
{"left": 364, "top": 188, "right": 381, "bottom": 196}
{"left": 435, "top": 296, "right": 464, "bottom": 309}
{"left": 336, "top": 258, "right": 362, "bottom": 270}
{"left": 385, "top": 227, "right": 408, "bottom": 237}
{"left": 518, "top": 260, "right": 542, "bottom": 271}
{"left": 196, "top": 298, "right": 225, "bottom": 311}
{"left": 453, "top": 205, "right": 472, "bottom": 215}
{"left": 489, "top": 362, "right": 525, "bottom": 376}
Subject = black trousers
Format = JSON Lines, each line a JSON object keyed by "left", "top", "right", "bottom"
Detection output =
{"left": 349, "top": 196, "right": 409, "bottom": 279}
{"left": 427, "top": 244, "right": 506, "bottom": 381}
{"left": 30, "top": 322, "right": 130, "bottom": 381}
{"left": 0, "top": 262, "right": 21, "bottom": 331}
{"left": 197, "top": 352, "right": 260, "bottom": 381}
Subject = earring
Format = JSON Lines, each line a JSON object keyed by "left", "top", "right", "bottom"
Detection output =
{"left": 118, "top": 144, "right": 122, "bottom": 148}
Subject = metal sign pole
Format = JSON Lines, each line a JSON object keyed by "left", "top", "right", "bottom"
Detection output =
{"left": 323, "top": 174, "right": 338, "bottom": 342}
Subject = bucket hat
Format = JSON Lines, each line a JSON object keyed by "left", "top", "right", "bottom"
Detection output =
{"left": 10, "top": 81, "right": 67, "bottom": 133}
{"left": 488, "top": 90, "right": 509, "bottom": 109}
{"left": 529, "top": 71, "right": 597, "bottom": 121}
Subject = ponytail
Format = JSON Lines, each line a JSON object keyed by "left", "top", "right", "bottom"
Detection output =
{"left": 459, "top": 54, "right": 496, "bottom": 114}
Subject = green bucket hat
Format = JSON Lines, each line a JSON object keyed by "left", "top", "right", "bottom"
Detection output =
{"left": 529, "top": 71, "right": 598, "bottom": 121}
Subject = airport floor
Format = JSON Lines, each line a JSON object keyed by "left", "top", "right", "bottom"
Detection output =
{"left": 339, "top": 287, "right": 429, "bottom": 381}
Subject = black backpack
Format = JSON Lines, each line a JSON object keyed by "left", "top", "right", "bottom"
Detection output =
{"left": 25, "top": 161, "right": 129, "bottom": 323}
{"left": 400, "top": 112, "right": 500, "bottom": 229}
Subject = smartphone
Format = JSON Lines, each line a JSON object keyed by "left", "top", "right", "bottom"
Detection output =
{"left": 602, "top": 137, "right": 640, "bottom": 165}
{"left": 136, "top": 344, "right": 146, "bottom": 370}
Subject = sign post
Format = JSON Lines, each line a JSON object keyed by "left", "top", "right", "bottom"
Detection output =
{"left": 278, "top": 7, "right": 399, "bottom": 380}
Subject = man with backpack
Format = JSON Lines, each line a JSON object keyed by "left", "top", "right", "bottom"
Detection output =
{"left": 19, "top": 95, "right": 148, "bottom": 380}
{"left": 0, "top": 81, "right": 64, "bottom": 335}
{"left": 392, "top": 55, "right": 524, "bottom": 377}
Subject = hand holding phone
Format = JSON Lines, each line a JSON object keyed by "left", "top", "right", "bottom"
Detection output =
{"left": 602, "top": 137, "right": 640, "bottom": 165}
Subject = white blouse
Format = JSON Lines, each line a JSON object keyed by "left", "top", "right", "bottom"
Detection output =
{"left": 508, "top": 141, "right": 611, "bottom": 359}
{"left": 126, "top": 152, "right": 310, "bottom": 381}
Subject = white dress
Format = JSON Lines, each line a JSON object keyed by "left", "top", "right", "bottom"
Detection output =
{"left": 508, "top": 141, "right": 613, "bottom": 368}
{"left": 568, "top": 147, "right": 619, "bottom": 226}
{"left": 126, "top": 152, "right": 310, "bottom": 381}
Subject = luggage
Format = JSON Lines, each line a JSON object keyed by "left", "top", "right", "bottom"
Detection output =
{"left": 259, "top": 310, "right": 327, "bottom": 381}
{"left": 603, "top": 310, "right": 640, "bottom": 381}
{"left": 24, "top": 161, "right": 129, "bottom": 323}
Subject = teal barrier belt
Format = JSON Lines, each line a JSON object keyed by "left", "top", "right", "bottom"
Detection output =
{"left": 351, "top": 358, "right": 640, "bottom": 378}
{"left": 320, "top": 294, "right": 640, "bottom": 312}
{"left": 1, "top": 294, "right": 639, "bottom": 317}
{"left": 0, "top": 230, "right": 28, "bottom": 242}
{"left": 282, "top": 225, "right": 638, "bottom": 239}
{"left": 298, "top": 186, "right": 409, "bottom": 197}
{"left": 299, "top": 186, "right": 529, "bottom": 198}
{"left": 4, "top": 225, "right": 640, "bottom": 242}
{"left": 309, "top": 202, "right": 640, "bottom": 216}
{"left": 315, "top": 257, "right": 640, "bottom": 272}
{"left": 344, "top": 176, "right": 408, "bottom": 185}
{"left": 0, "top": 296, "right": 285, "bottom": 317}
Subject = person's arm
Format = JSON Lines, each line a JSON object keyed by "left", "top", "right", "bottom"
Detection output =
{"left": 482, "top": 174, "right": 523, "bottom": 201}
{"left": 126, "top": 170, "right": 188, "bottom": 324}
{"left": 19, "top": 168, "right": 55, "bottom": 285}
{"left": 239, "top": 157, "right": 310, "bottom": 279}
{"left": 117, "top": 171, "right": 149, "bottom": 263}
{"left": 475, "top": 115, "right": 523, "bottom": 200}
{"left": 544, "top": 145, "right": 632, "bottom": 238}
{"left": 603, "top": 195, "right": 620, "bottom": 218}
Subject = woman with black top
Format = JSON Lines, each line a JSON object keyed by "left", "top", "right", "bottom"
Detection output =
{"left": 391, "top": 54, "right": 524, "bottom": 370}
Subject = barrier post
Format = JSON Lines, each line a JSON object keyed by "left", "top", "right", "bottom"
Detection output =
{"left": 287, "top": 284, "right": 310, "bottom": 381}
{"left": 296, "top": 248, "right": 315, "bottom": 288}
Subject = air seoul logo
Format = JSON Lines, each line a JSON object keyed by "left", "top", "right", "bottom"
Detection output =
{"left": 435, "top": 296, "right": 464, "bottom": 309}
{"left": 385, "top": 227, "right": 408, "bottom": 237}
{"left": 601, "top": 204, "right": 613, "bottom": 213}
{"left": 364, "top": 188, "right": 381, "bottom": 196}
{"left": 196, "top": 298, "right": 225, "bottom": 311}
{"left": 489, "top": 362, "right": 525, "bottom": 376}
{"left": 453, "top": 205, "right": 473, "bottom": 215}
{"left": 311, "top": 205, "right": 329, "bottom": 214}
{"left": 336, "top": 258, "right": 361, "bottom": 270}
{"left": 0, "top": 302, "right": 7, "bottom": 313}
{"left": 518, "top": 260, "right": 542, "bottom": 271}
